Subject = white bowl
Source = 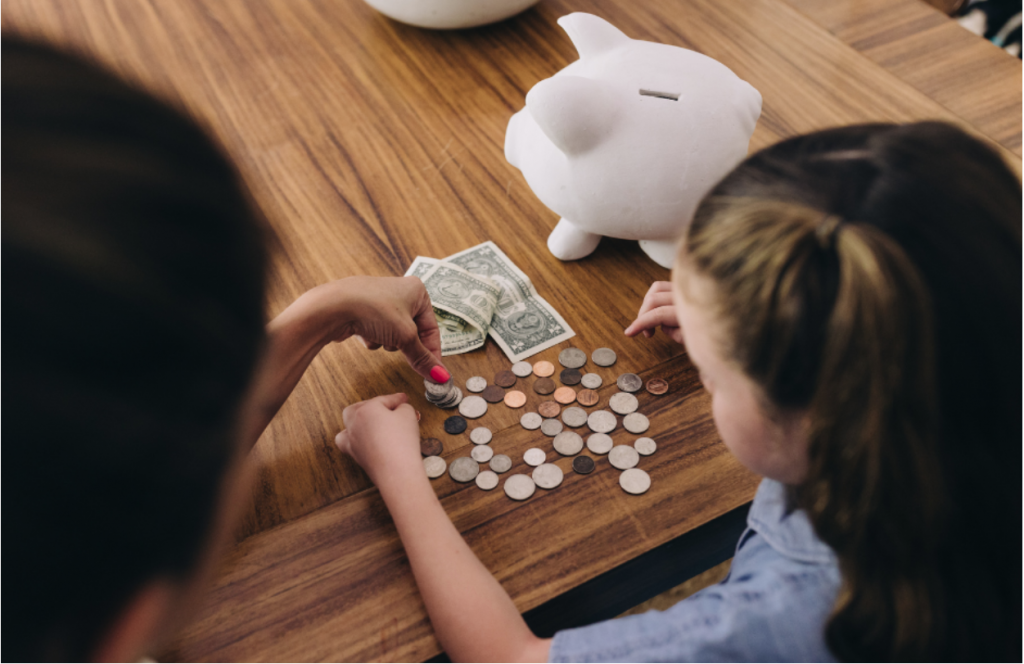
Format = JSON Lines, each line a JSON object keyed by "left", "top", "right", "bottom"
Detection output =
{"left": 363, "top": 0, "right": 540, "bottom": 29}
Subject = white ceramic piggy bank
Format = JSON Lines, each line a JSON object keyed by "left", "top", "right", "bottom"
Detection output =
{"left": 505, "top": 13, "right": 762, "bottom": 267}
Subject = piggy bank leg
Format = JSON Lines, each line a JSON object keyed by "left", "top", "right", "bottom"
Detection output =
{"left": 638, "top": 239, "right": 678, "bottom": 269}
{"left": 547, "top": 218, "right": 602, "bottom": 261}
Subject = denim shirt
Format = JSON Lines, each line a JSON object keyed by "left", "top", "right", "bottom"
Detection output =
{"left": 549, "top": 479, "right": 841, "bottom": 662}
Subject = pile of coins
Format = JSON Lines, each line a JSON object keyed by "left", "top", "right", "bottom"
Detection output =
{"left": 424, "top": 377, "right": 463, "bottom": 409}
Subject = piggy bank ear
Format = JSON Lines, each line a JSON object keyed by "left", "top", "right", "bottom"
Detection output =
{"left": 526, "top": 75, "right": 621, "bottom": 156}
{"left": 557, "top": 13, "right": 631, "bottom": 60}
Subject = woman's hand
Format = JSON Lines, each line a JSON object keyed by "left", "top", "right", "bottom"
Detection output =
{"left": 334, "top": 393, "right": 420, "bottom": 483}
{"left": 624, "top": 281, "right": 685, "bottom": 345}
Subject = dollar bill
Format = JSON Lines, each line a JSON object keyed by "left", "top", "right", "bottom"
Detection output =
{"left": 405, "top": 256, "right": 488, "bottom": 355}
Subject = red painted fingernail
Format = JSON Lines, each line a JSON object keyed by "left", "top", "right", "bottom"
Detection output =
{"left": 430, "top": 366, "right": 450, "bottom": 383}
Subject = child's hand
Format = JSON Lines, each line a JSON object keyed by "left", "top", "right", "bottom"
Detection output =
{"left": 624, "top": 281, "right": 685, "bottom": 345}
{"left": 334, "top": 393, "right": 421, "bottom": 482}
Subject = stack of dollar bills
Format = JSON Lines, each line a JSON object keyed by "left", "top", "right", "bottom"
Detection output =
{"left": 405, "top": 241, "right": 575, "bottom": 362}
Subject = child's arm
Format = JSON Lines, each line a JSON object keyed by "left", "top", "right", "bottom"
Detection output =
{"left": 336, "top": 394, "right": 552, "bottom": 663}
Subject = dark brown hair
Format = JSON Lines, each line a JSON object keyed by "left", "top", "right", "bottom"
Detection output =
{"left": 4, "top": 38, "right": 268, "bottom": 660}
{"left": 681, "top": 122, "right": 1021, "bottom": 661}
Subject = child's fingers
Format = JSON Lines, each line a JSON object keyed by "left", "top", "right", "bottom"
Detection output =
{"left": 342, "top": 399, "right": 370, "bottom": 428}
{"left": 626, "top": 306, "right": 680, "bottom": 336}
{"left": 373, "top": 392, "right": 410, "bottom": 411}
{"left": 637, "top": 284, "right": 674, "bottom": 318}
{"left": 334, "top": 429, "right": 351, "bottom": 453}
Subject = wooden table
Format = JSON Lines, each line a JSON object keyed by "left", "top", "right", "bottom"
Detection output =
{"left": 4, "top": 0, "right": 1019, "bottom": 661}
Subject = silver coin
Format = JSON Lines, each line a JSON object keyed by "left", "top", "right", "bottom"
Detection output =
{"left": 592, "top": 348, "right": 618, "bottom": 367}
{"left": 623, "top": 412, "right": 650, "bottom": 434}
{"left": 561, "top": 406, "right": 588, "bottom": 428}
{"left": 465, "top": 376, "right": 487, "bottom": 393}
{"left": 532, "top": 463, "right": 564, "bottom": 489}
{"left": 553, "top": 431, "right": 584, "bottom": 456}
{"left": 587, "top": 409, "right": 617, "bottom": 434}
{"left": 511, "top": 361, "right": 534, "bottom": 377}
{"left": 471, "top": 445, "right": 494, "bottom": 463}
{"left": 425, "top": 377, "right": 454, "bottom": 397}
{"left": 619, "top": 467, "right": 651, "bottom": 495}
{"left": 475, "top": 469, "right": 499, "bottom": 490}
{"left": 523, "top": 447, "right": 547, "bottom": 466}
{"left": 520, "top": 412, "right": 542, "bottom": 430}
{"left": 558, "top": 347, "right": 587, "bottom": 369}
{"left": 469, "top": 426, "right": 493, "bottom": 445}
{"left": 540, "top": 418, "right": 564, "bottom": 437}
{"left": 449, "top": 456, "right": 480, "bottom": 482}
{"left": 586, "top": 432, "right": 614, "bottom": 455}
{"left": 581, "top": 373, "right": 603, "bottom": 389}
{"left": 436, "top": 386, "right": 464, "bottom": 409}
{"left": 617, "top": 373, "right": 643, "bottom": 393}
{"left": 423, "top": 456, "right": 447, "bottom": 479}
{"left": 459, "top": 395, "right": 488, "bottom": 419}
{"left": 609, "top": 445, "right": 640, "bottom": 470}
{"left": 504, "top": 473, "right": 536, "bottom": 500}
{"left": 489, "top": 454, "right": 512, "bottom": 473}
{"left": 609, "top": 392, "right": 639, "bottom": 415}
{"left": 634, "top": 437, "right": 657, "bottom": 456}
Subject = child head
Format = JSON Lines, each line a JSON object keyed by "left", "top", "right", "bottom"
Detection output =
{"left": 673, "top": 122, "right": 1021, "bottom": 660}
{"left": 5, "top": 38, "right": 268, "bottom": 659}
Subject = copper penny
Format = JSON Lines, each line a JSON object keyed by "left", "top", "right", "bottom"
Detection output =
{"left": 481, "top": 385, "right": 505, "bottom": 403}
{"left": 553, "top": 386, "right": 577, "bottom": 405}
{"left": 577, "top": 389, "right": 600, "bottom": 407}
{"left": 537, "top": 400, "right": 560, "bottom": 418}
{"left": 503, "top": 390, "right": 527, "bottom": 408}
{"left": 559, "top": 368, "right": 582, "bottom": 386}
{"left": 646, "top": 378, "right": 669, "bottom": 395}
{"left": 533, "top": 377, "right": 556, "bottom": 395}
{"left": 495, "top": 370, "right": 517, "bottom": 388}
{"left": 420, "top": 437, "right": 443, "bottom": 457}
{"left": 533, "top": 360, "right": 555, "bottom": 377}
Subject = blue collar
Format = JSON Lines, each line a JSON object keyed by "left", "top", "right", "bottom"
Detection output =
{"left": 747, "top": 478, "right": 836, "bottom": 565}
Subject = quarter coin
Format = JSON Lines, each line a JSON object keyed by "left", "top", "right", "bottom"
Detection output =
{"left": 558, "top": 347, "right": 587, "bottom": 369}
{"left": 420, "top": 437, "right": 443, "bottom": 457}
{"left": 489, "top": 454, "right": 512, "bottom": 473}
{"left": 495, "top": 370, "right": 517, "bottom": 388}
{"left": 634, "top": 437, "right": 657, "bottom": 456}
{"left": 449, "top": 456, "right": 480, "bottom": 482}
{"left": 533, "top": 361, "right": 555, "bottom": 377}
{"left": 553, "top": 431, "right": 584, "bottom": 456}
{"left": 503, "top": 474, "right": 536, "bottom": 500}
{"left": 609, "top": 445, "right": 640, "bottom": 470}
{"left": 481, "top": 385, "right": 505, "bottom": 403}
{"left": 592, "top": 348, "right": 618, "bottom": 367}
{"left": 609, "top": 392, "right": 639, "bottom": 415}
{"left": 443, "top": 415, "right": 468, "bottom": 435}
{"left": 581, "top": 373, "right": 603, "bottom": 389}
{"left": 503, "top": 390, "right": 527, "bottom": 409}
{"left": 559, "top": 368, "right": 582, "bottom": 385}
{"left": 576, "top": 389, "right": 600, "bottom": 407}
{"left": 586, "top": 432, "right": 614, "bottom": 455}
{"left": 587, "top": 409, "right": 617, "bottom": 434}
{"left": 471, "top": 445, "right": 494, "bottom": 463}
{"left": 533, "top": 377, "right": 556, "bottom": 395}
{"left": 532, "top": 463, "right": 564, "bottom": 489}
{"left": 561, "top": 406, "right": 588, "bottom": 428}
{"left": 520, "top": 412, "right": 542, "bottom": 430}
{"left": 623, "top": 412, "right": 650, "bottom": 434}
{"left": 523, "top": 447, "right": 546, "bottom": 466}
{"left": 475, "top": 470, "right": 499, "bottom": 490}
{"left": 465, "top": 376, "right": 487, "bottom": 393}
{"left": 540, "top": 418, "right": 563, "bottom": 437}
{"left": 537, "top": 400, "right": 560, "bottom": 418}
{"left": 424, "top": 456, "right": 447, "bottom": 479}
{"left": 553, "top": 387, "right": 577, "bottom": 405}
{"left": 469, "top": 427, "right": 493, "bottom": 445}
{"left": 459, "top": 395, "right": 488, "bottom": 419}
{"left": 646, "top": 378, "right": 669, "bottom": 395}
{"left": 619, "top": 467, "right": 651, "bottom": 495}
{"left": 511, "top": 361, "right": 534, "bottom": 377}
{"left": 617, "top": 373, "right": 643, "bottom": 393}
{"left": 572, "top": 456, "right": 596, "bottom": 474}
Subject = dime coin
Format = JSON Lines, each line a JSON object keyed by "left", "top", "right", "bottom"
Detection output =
{"left": 623, "top": 412, "right": 650, "bottom": 434}
{"left": 533, "top": 361, "right": 555, "bottom": 377}
{"left": 503, "top": 390, "right": 527, "bottom": 409}
{"left": 424, "top": 456, "right": 447, "bottom": 479}
{"left": 481, "top": 385, "right": 505, "bottom": 403}
{"left": 459, "top": 395, "right": 488, "bottom": 419}
{"left": 475, "top": 469, "right": 499, "bottom": 490}
{"left": 465, "top": 376, "right": 487, "bottom": 393}
{"left": 609, "top": 445, "right": 640, "bottom": 470}
{"left": 495, "top": 370, "right": 517, "bottom": 388}
{"left": 586, "top": 432, "right": 614, "bottom": 455}
{"left": 533, "top": 377, "right": 556, "bottom": 395}
{"left": 520, "top": 412, "right": 542, "bottom": 430}
{"left": 592, "top": 348, "right": 618, "bottom": 367}
{"left": 553, "top": 387, "right": 577, "bottom": 405}
{"left": 540, "top": 418, "right": 563, "bottom": 437}
{"left": 561, "top": 406, "right": 588, "bottom": 428}
{"left": 587, "top": 409, "right": 617, "bottom": 434}
{"left": 634, "top": 437, "right": 657, "bottom": 456}
{"left": 523, "top": 447, "right": 546, "bottom": 466}
{"left": 559, "top": 368, "right": 582, "bottom": 385}
{"left": 537, "top": 400, "right": 560, "bottom": 418}
{"left": 469, "top": 426, "right": 493, "bottom": 445}
{"left": 553, "top": 431, "right": 584, "bottom": 456}
{"left": 471, "top": 445, "right": 494, "bottom": 463}
{"left": 581, "top": 373, "right": 603, "bottom": 389}
{"left": 573, "top": 456, "right": 596, "bottom": 474}
{"left": 489, "top": 454, "right": 512, "bottom": 473}
{"left": 619, "top": 467, "right": 651, "bottom": 495}
{"left": 425, "top": 377, "right": 454, "bottom": 398}
{"left": 576, "top": 389, "right": 600, "bottom": 407}
{"left": 511, "top": 361, "right": 534, "bottom": 378}
{"left": 558, "top": 347, "right": 587, "bottom": 369}
{"left": 646, "top": 378, "right": 669, "bottom": 395}
{"left": 609, "top": 392, "right": 639, "bottom": 415}
{"left": 532, "top": 463, "right": 564, "bottom": 489}
{"left": 420, "top": 437, "right": 443, "bottom": 457}
{"left": 617, "top": 373, "right": 643, "bottom": 393}
{"left": 449, "top": 456, "right": 480, "bottom": 482}
{"left": 443, "top": 416, "right": 468, "bottom": 435}
{"left": 503, "top": 474, "right": 536, "bottom": 500}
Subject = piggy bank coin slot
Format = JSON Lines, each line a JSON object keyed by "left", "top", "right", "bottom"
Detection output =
{"left": 639, "top": 89, "right": 680, "bottom": 101}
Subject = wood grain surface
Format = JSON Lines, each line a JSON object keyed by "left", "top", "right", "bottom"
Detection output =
{"left": 3, "top": 0, "right": 1020, "bottom": 661}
